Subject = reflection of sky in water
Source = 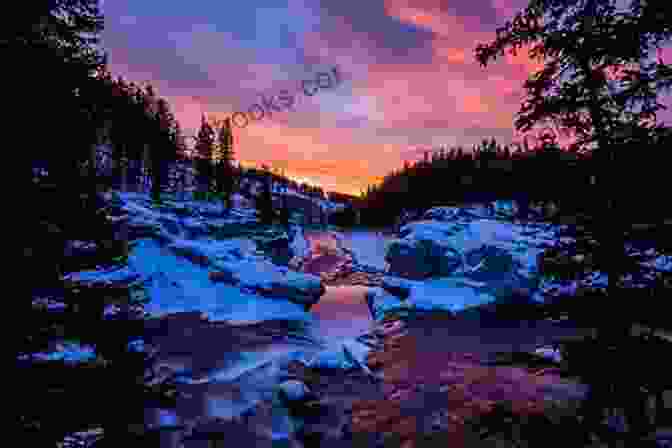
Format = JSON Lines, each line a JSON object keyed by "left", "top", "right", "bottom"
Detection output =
{"left": 310, "top": 285, "right": 373, "bottom": 342}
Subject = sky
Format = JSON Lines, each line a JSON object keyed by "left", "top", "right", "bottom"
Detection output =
{"left": 101, "top": 0, "right": 672, "bottom": 196}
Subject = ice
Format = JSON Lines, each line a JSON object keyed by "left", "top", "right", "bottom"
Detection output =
{"left": 406, "top": 278, "right": 496, "bottom": 313}
{"left": 338, "top": 230, "right": 391, "bottom": 270}
{"left": 303, "top": 338, "right": 372, "bottom": 370}
{"left": 129, "top": 239, "right": 312, "bottom": 323}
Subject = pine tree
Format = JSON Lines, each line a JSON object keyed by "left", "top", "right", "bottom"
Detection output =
{"left": 194, "top": 115, "right": 215, "bottom": 198}
{"left": 256, "top": 169, "right": 275, "bottom": 225}
{"left": 476, "top": 0, "right": 672, "bottom": 438}
{"left": 214, "top": 118, "right": 237, "bottom": 212}
{"left": 149, "top": 96, "right": 179, "bottom": 202}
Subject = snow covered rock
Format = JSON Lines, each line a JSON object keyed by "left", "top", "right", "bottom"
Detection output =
{"left": 210, "top": 259, "right": 325, "bottom": 307}
{"left": 367, "top": 275, "right": 507, "bottom": 320}
{"left": 422, "top": 207, "right": 461, "bottom": 222}
{"left": 63, "top": 265, "right": 144, "bottom": 288}
{"left": 492, "top": 200, "right": 519, "bottom": 219}
{"left": 125, "top": 215, "right": 166, "bottom": 241}
{"left": 167, "top": 238, "right": 253, "bottom": 267}
{"left": 380, "top": 276, "right": 413, "bottom": 300}
{"left": 365, "top": 287, "right": 412, "bottom": 321}
{"left": 167, "top": 240, "right": 214, "bottom": 267}
{"left": 180, "top": 217, "right": 210, "bottom": 239}
{"left": 277, "top": 380, "right": 311, "bottom": 403}
{"left": 462, "top": 245, "right": 538, "bottom": 300}
{"left": 158, "top": 217, "right": 182, "bottom": 236}
{"left": 385, "top": 230, "right": 463, "bottom": 280}
{"left": 534, "top": 346, "right": 563, "bottom": 363}
{"left": 303, "top": 339, "right": 373, "bottom": 372}
{"left": 385, "top": 207, "right": 564, "bottom": 303}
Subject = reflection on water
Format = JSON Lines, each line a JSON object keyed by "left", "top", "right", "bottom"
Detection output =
{"left": 143, "top": 230, "right": 381, "bottom": 444}
{"left": 310, "top": 285, "right": 373, "bottom": 342}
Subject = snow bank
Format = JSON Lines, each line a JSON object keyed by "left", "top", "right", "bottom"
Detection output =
{"left": 338, "top": 231, "right": 391, "bottom": 271}
{"left": 129, "top": 239, "right": 313, "bottom": 323}
{"left": 18, "top": 342, "right": 97, "bottom": 364}
{"left": 211, "top": 259, "right": 325, "bottom": 307}
{"left": 366, "top": 277, "right": 495, "bottom": 320}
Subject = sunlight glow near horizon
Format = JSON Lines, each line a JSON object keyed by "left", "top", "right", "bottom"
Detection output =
{"left": 104, "top": 0, "right": 672, "bottom": 196}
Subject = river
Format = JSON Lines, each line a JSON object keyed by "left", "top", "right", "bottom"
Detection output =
{"left": 141, "top": 228, "right": 394, "bottom": 444}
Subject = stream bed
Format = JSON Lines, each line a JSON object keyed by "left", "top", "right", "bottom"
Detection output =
{"left": 138, "top": 229, "right": 389, "bottom": 446}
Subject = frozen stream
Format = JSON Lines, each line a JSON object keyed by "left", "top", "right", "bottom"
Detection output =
{"left": 136, "top": 229, "right": 387, "bottom": 439}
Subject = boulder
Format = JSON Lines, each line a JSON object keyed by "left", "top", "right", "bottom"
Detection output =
{"left": 462, "top": 245, "right": 537, "bottom": 299}
{"left": 277, "top": 380, "right": 312, "bottom": 403}
{"left": 365, "top": 287, "right": 409, "bottom": 321}
{"left": 63, "top": 265, "right": 143, "bottom": 288}
{"left": 422, "top": 207, "right": 461, "bottom": 222}
{"left": 380, "top": 276, "right": 412, "bottom": 300}
{"left": 181, "top": 217, "right": 210, "bottom": 239}
{"left": 211, "top": 260, "right": 325, "bottom": 307}
{"left": 385, "top": 236, "right": 463, "bottom": 280}
{"left": 167, "top": 240, "right": 213, "bottom": 267}
{"left": 158, "top": 217, "right": 182, "bottom": 236}
{"left": 492, "top": 200, "right": 519, "bottom": 219}
{"left": 126, "top": 215, "right": 164, "bottom": 241}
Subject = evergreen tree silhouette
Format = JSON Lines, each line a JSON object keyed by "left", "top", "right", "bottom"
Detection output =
{"left": 214, "top": 118, "right": 237, "bottom": 213}
{"left": 477, "top": 0, "right": 672, "bottom": 440}
{"left": 256, "top": 168, "right": 275, "bottom": 225}
{"left": 194, "top": 115, "right": 216, "bottom": 197}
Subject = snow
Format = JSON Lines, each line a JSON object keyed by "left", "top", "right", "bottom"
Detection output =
{"left": 289, "top": 225, "right": 311, "bottom": 262}
{"left": 129, "top": 238, "right": 313, "bottom": 323}
{"left": 211, "top": 258, "right": 323, "bottom": 305}
{"left": 167, "top": 237, "right": 258, "bottom": 265}
{"left": 367, "top": 278, "right": 495, "bottom": 319}
{"left": 338, "top": 230, "right": 391, "bottom": 271}
{"left": 534, "top": 346, "right": 563, "bottom": 363}
{"left": 408, "top": 278, "right": 496, "bottom": 312}
{"left": 302, "top": 338, "right": 373, "bottom": 370}
{"left": 278, "top": 380, "right": 310, "bottom": 401}
{"left": 18, "top": 342, "right": 97, "bottom": 364}
{"left": 395, "top": 217, "right": 560, "bottom": 280}
{"left": 63, "top": 265, "right": 143, "bottom": 286}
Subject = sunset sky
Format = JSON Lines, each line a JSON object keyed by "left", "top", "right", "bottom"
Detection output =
{"left": 101, "top": 0, "right": 672, "bottom": 195}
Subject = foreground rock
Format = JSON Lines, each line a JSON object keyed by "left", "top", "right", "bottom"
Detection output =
{"left": 354, "top": 314, "right": 591, "bottom": 448}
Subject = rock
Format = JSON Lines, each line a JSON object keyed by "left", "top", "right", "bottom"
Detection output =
{"left": 534, "top": 346, "right": 563, "bottom": 363}
{"left": 208, "top": 270, "right": 239, "bottom": 284}
{"left": 211, "top": 259, "right": 325, "bottom": 307}
{"left": 63, "top": 265, "right": 143, "bottom": 289}
{"left": 385, "top": 237, "right": 462, "bottom": 280}
{"left": 158, "top": 217, "right": 182, "bottom": 236}
{"left": 166, "top": 241, "right": 213, "bottom": 267}
{"left": 492, "top": 200, "right": 519, "bottom": 219}
{"left": 126, "top": 216, "right": 164, "bottom": 241}
{"left": 278, "top": 380, "right": 312, "bottom": 403}
{"left": 365, "top": 287, "right": 412, "bottom": 321}
{"left": 305, "top": 341, "right": 373, "bottom": 372}
{"left": 181, "top": 218, "right": 210, "bottom": 239}
{"left": 380, "top": 276, "right": 411, "bottom": 300}
{"left": 422, "top": 207, "right": 461, "bottom": 222}
{"left": 462, "top": 245, "right": 536, "bottom": 299}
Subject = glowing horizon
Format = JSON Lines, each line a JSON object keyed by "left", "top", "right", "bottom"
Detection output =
{"left": 103, "top": 0, "right": 672, "bottom": 196}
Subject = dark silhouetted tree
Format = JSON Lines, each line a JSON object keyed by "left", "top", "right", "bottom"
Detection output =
{"left": 194, "top": 115, "right": 215, "bottom": 197}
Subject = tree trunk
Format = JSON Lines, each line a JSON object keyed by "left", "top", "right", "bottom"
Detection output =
{"left": 577, "top": 15, "right": 630, "bottom": 341}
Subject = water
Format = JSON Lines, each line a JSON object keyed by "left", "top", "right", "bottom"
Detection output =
{"left": 136, "top": 228, "right": 387, "bottom": 442}
{"left": 309, "top": 284, "right": 373, "bottom": 342}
